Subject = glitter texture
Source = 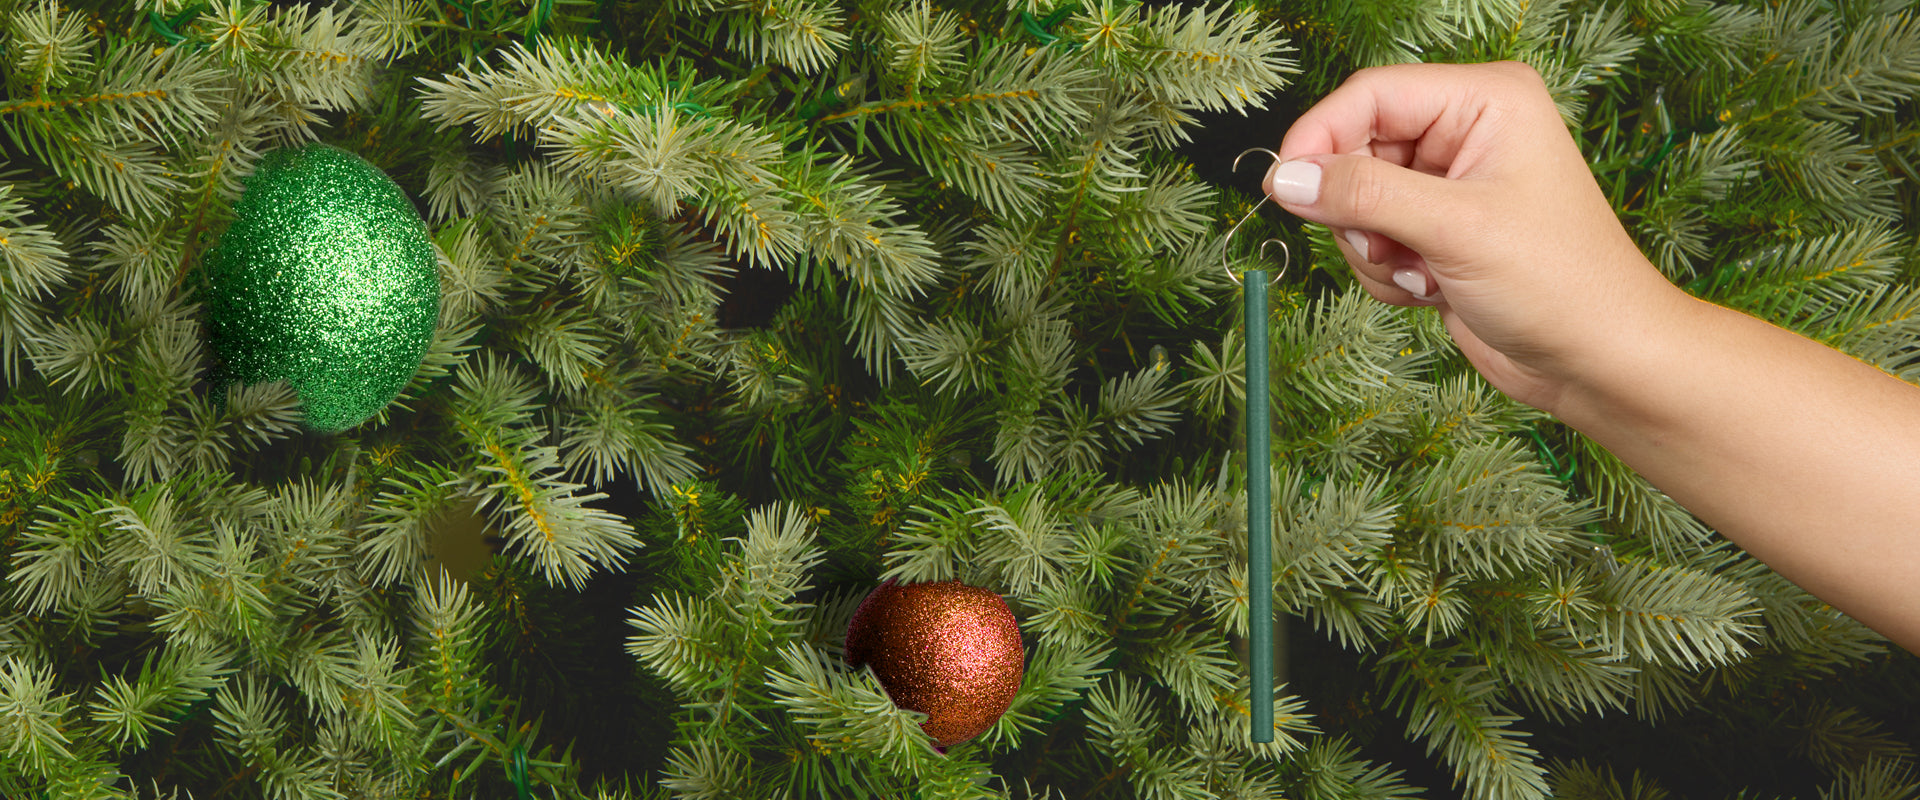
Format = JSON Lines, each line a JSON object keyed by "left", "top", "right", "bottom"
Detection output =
{"left": 204, "top": 143, "right": 439, "bottom": 434}
{"left": 843, "top": 579, "right": 1024, "bottom": 749}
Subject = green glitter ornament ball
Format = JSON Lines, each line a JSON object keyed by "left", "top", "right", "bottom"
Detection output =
{"left": 204, "top": 143, "right": 439, "bottom": 434}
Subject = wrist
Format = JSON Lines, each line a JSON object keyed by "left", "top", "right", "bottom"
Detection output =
{"left": 1546, "top": 279, "right": 1722, "bottom": 438}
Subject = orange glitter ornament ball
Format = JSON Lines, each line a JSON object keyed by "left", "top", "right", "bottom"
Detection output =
{"left": 843, "top": 579, "right": 1025, "bottom": 750}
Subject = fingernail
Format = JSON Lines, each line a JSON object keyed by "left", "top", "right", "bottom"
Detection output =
{"left": 1343, "top": 229, "right": 1371, "bottom": 262}
{"left": 1268, "top": 160, "right": 1321, "bottom": 206}
{"left": 1392, "top": 268, "right": 1430, "bottom": 297}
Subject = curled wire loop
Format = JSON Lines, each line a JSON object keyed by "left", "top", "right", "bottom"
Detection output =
{"left": 1224, "top": 147, "right": 1290, "bottom": 286}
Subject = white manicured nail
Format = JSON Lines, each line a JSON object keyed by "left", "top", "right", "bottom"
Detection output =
{"left": 1392, "top": 268, "right": 1429, "bottom": 297}
{"left": 1268, "top": 161, "right": 1321, "bottom": 206}
{"left": 1343, "top": 229, "right": 1371, "bottom": 262}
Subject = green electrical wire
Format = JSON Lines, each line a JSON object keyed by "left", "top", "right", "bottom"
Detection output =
{"left": 147, "top": 4, "right": 206, "bottom": 47}
{"left": 1019, "top": 4, "right": 1081, "bottom": 45}
{"left": 509, "top": 743, "right": 532, "bottom": 800}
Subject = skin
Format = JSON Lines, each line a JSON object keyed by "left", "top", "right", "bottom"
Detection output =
{"left": 1264, "top": 61, "right": 1920, "bottom": 653}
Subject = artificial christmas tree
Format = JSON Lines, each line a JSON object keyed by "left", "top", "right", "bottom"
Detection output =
{"left": 0, "top": 0, "right": 1915, "bottom": 799}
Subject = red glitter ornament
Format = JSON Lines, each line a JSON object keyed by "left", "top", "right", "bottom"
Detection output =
{"left": 843, "top": 579, "right": 1025, "bottom": 749}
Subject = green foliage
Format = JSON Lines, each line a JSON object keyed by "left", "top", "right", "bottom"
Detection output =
{"left": 0, "top": 0, "right": 1914, "bottom": 798}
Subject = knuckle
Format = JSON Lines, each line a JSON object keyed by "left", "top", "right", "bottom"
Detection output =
{"left": 1493, "top": 60, "right": 1549, "bottom": 90}
{"left": 1338, "top": 158, "right": 1390, "bottom": 223}
{"left": 1345, "top": 64, "right": 1391, "bottom": 86}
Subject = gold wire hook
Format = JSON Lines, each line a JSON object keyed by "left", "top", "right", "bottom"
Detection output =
{"left": 1224, "top": 147, "right": 1290, "bottom": 286}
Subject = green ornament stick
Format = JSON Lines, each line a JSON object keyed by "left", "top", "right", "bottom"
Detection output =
{"left": 1228, "top": 147, "right": 1286, "bottom": 744}
{"left": 1246, "top": 266, "right": 1273, "bottom": 743}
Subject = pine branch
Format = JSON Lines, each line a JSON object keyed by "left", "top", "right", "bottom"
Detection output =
{"left": 696, "top": 0, "right": 849, "bottom": 73}
{"left": 1805, "top": 284, "right": 1920, "bottom": 381}
{"left": 1797, "top": 703, "right": 1915, "bottom": 774}
{"left": 1819, "top": 758, "right": 1920, "bottom": 800}
{"left": 1179, "top": 326, "right": 1244, "bottom": 421}
{"left": 1141, "top": 627, "right": 1238, "bottom": 718}
{"left": 352, "top": 0, "right": 431, "bottom": 59}
{"left": 786, "top": 151, "right": 944, "bottom": 298}
{"left": 875, "top": 505, "right": 963, "bottom": 586}
{"left": 101, "top": 483, "right": 216, "bottom": 598}
{"left": 1714, "top": 226, "right": 1904, "bottom": 310}
{"left": 0, "top": 655, "right": 76, "bottom": 778}
{"left": 1188, "top": 675, "right": 1317, "bottom": 760}
{"left": 333, "top": 633, "right": 416, "bottom": 752}
{"left": 1523, "top": 4, "right": 1640, "bottom": 123}
{"left": 1545, "top": 759, "right": 1673, "bottom": 800}
{"left": 969, "top": 222, "right": 1051, "bottom": 309}
{"left": 1274, "top": 469, "right": 1397, "bottom": 622}
{"left": 355, "top": 464, "right": 461, "bottom": 588}
{"left": 1275, "top": 291, "right": 1417, "bottom": 412}
{"left": 1728, "top": 559, "right": 1884, "bottom": 668}
{"left": 1296, "top": 383, "right": 1418, "bottom": 480}
{"left": 659, "top": 741, "right": 747, "bottom": 800}
{"left": 1297, "top": 736, "right": 1425, "bottom": 800}
{"left": 87, "top": 645, "right": 229, "bottom": 750}
{"left": 431, "top": 217, "right": 506, "bottom": 324}
{"left": 971, "top": 485, "right": 1074, "bottom": 597}
{"left": 559, "top": 387, "right": 700, "bottom": 494}
{"left": 1575, "top": 436, "right": 1711, "bottom": 561}
{"left": 846, "top": 43, "right": 1096, "bottom": 218}
{"left": 1768, "top": 8, "right": 1920, "bottom": 124}
{"left": 845, "top": 284, "right": 918, "bottom": 378}
{"left": 509, "top": 302, "right": 611, "bottom": 391}
{"left": 0, "top": 42, "right": 224, "bottom": 220}
{"left": 1133, "top": 2, "right": 1299, "bottom": 116}
{"left": 1495, "top": 629, "right": 1636, "bottom": 723}
{"left": 1085, "top": 672, "right": 1155, "bottom": 763}
{"left": 1592, "top": 559, "right": 1762, "bottom": 669}
{"left": 764, "top": 642, "right": 939, "bottom": 777}
{"left": 715, "top": 503, "right": 824, "bottom": 632}
{"left": 1747, "top": 115, "right": 1900, "bottom": 222}
{"left": 409, "top": 570, "right": 485, "bottom": 711}
{"left": 218, "top": 380, "right": 303, "bottom": 453}
{"left": 1107, "top": 481, "right": 1228, "bottom": 630}
{"left": 625, "top": 590, "right": 728, "bottom": 695}
{"left": 469, "top": 430, "right": 641, "bottom": 589}
{"left": 1097, "top": 362, "right": 1181, "bottom": 448}
{"left": 878, "top": 0, "right": 966, "bottom": 88}
{"left": 1405, "top": 439, "right": 1598, "bottom": 580}
{"left": 0, "top": 184, "right": 72, "bottom": 302}
{"left": 265, "top": 3, "right": 388, "bottom": 112}
{"left": 210, "top": 677, "right": 346, "bottom": 800}
{"left": 7, "top": 494, "right": 106, "bottom": 616}
{"left": 899, "top": 316, "right": 992, "bottom": 396}
{"left": 1384, "top": 644, "right": 1551, "bottom": 800}
{"left": 1023, "top": 574, "right": 1106, "bottom": 650}
{"left": 424, "top": 145, "right": 505, "bottom": 225}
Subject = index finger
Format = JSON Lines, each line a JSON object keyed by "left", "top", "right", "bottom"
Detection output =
{"left": 1277, "top": 62, "right": 1521, "bottom": 174}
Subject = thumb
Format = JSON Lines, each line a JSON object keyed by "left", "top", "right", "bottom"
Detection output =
{"left": 1263, "top": 155, "right": 1474, "bottom": 261}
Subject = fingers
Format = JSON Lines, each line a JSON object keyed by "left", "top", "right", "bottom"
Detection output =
{"left": 1278, "top": 61, "right": 1545, "bottom": 163}
{"left": 1264, "top": 153, "right": 1482, "bottom": 266}
{"left": 1340, "top": 228, "right": 1442, "bottom": 304}
{"left": 1264, "top": 61, "right": 1565, "bottom": 307}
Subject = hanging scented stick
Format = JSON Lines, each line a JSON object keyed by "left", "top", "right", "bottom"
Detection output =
{"left": 1227, "top": 147, "right": 1287, "bottom": 743}
{"left": 1246, "top": 261, "right": 1273, "bottom": 743}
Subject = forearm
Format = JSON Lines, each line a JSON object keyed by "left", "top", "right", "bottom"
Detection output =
{"left": 1553, "top": 288, "right": 1920, "bottom": 651}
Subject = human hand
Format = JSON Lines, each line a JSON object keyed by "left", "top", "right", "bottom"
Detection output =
{"left": 1262, "top": 61, "right": 1690, "bottom": 413}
